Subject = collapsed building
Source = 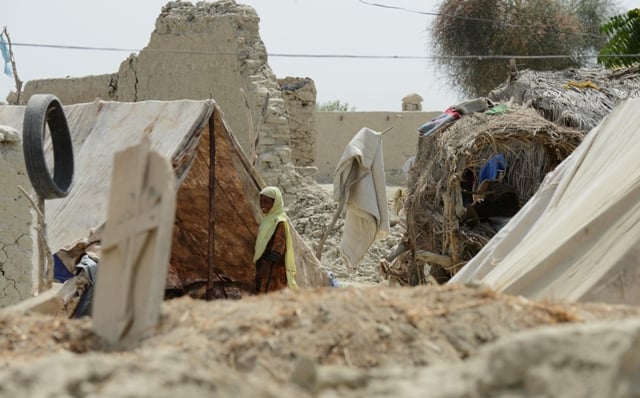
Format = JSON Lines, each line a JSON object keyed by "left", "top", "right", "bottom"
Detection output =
{"left": 9, "top": 0, "right": 308, "bottom": 195}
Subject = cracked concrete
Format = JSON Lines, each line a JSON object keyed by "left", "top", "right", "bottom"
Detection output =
{"left": 0, "top": 130, "right": 38, "bottom": 307}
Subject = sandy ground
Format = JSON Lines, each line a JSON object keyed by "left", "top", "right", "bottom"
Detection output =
{"left": 1, "top": 181, "right": 640, "bottom": 397}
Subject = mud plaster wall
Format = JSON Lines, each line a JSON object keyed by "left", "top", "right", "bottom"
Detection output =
{"left": 19, "top": 1, "right": 300, "bottom": 193}
{"left": 0, "top": 133, "right": 38, "bottom": 307}
{"left": 314, "top": 111, "right": 440, "bottom": 185}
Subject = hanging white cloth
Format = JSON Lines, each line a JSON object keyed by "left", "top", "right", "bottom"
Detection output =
{"left": 333, "top": 127, "right": 389, "bottom": 268}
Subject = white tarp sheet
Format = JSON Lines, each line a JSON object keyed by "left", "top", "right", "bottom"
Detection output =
{"left": 450, "top": 98, "right": 640, "bottom": 305}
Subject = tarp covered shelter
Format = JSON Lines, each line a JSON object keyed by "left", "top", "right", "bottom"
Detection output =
{"left": 0, "top": 99, "right": 328, "bottom": 299}
{"left": 450, "top": 98, "right": 640, "bottom": 305}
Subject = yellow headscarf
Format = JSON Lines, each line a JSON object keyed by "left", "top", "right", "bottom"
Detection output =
{"left": 253, "top": 186, "right": 298, "bottom": 289}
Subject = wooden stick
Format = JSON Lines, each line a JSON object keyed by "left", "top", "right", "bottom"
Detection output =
{"left": 315, "top": 173, "right": 367, "bottom": 260}
{"left": 414, "top": 250, "right": 453, "bottom": 268}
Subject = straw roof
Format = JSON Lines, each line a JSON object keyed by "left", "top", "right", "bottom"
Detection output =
{"left": 402, "top": 105, "right": 584, "bottom": 285}
{"left": 489, "top": 65, "right": 640, "bottom": 132}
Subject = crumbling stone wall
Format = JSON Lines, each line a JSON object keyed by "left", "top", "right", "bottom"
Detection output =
{"left": 18, "top": 1, "right": 300, "bottom": 192}
{"left": 278, "top": 77, "right": 317, "bottom": 178}
{"left": 20, "top": 74, "right": 117, "bottom": 105}
{"left": 0, "top": 127, "right": 37, "bottom": 307}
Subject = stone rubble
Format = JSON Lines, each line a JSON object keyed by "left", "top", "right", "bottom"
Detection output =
{"left": 286, "top": 179, "right": 406, "bottom": 287}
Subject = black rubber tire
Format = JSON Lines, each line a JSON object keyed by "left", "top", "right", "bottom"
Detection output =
{"left": 22, "top": 94, "right": 74, "bottom": 199}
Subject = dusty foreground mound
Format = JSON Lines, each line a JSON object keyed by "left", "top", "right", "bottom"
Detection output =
{"left": 1, "top": 284, "right": 640, "bottom": 397}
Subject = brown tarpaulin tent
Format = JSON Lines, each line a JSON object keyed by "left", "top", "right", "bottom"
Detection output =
{"left": 0, "top": 99, "right": 328, "bottom": 300}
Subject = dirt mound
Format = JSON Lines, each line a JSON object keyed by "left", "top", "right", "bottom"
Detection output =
{"left": 1, "top": 284, "right": 639, "bottom": 397}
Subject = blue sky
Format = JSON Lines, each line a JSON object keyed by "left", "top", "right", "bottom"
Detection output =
{"left": 2, "top": 0, "right": 639, "bottom": 111}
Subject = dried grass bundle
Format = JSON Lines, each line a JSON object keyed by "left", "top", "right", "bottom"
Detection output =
{"left": 489, "top": 66, "right": 640, "bottom": 132}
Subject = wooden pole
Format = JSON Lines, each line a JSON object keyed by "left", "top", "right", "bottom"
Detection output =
{"left": 315, "top": 173, "right": 366, "bottom": 260}
{"left": 206, "top": 112, "right": 226, "bottom": 300}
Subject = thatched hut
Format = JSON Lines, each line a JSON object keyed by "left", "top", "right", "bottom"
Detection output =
{"left": 489, "top": 65, "right": 640, "bottom": 132}
{"left": 400, "top": 105, "right": 583, "bottom": 285}
{"left": 385, "top": 65, "right": 640, "bottom": 287}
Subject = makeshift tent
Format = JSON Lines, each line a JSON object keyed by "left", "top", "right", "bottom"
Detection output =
{"left": 0, "top": 99, "right": 328, "bottom": 300}
{"left": 450, "top": 98, "right": 640, "bottom": 305}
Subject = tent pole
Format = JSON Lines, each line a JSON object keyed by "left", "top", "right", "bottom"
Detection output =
{"left": 206, "top": 111, "right": 225, "bottom": 300}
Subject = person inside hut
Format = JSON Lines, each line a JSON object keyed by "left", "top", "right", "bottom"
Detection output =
{"left": 460, "top": 153, "right": 521, "bottom": 230}
{"left": 253, "top": 186, "right": 299, "bottom": 294}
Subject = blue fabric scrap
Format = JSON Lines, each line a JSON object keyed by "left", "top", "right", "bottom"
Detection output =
{"left": 479, "top": 154, "right": 507, "bottom": 183}
{"left": 53, "top": 254, "right": 75, "bottom": 283}
{"left": 0, "top": 34, "right": 12, "bottom": 77}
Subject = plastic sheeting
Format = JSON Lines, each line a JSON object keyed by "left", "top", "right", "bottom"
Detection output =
{"left": 450, "top": 98, "right": 640, "bottom": 305}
